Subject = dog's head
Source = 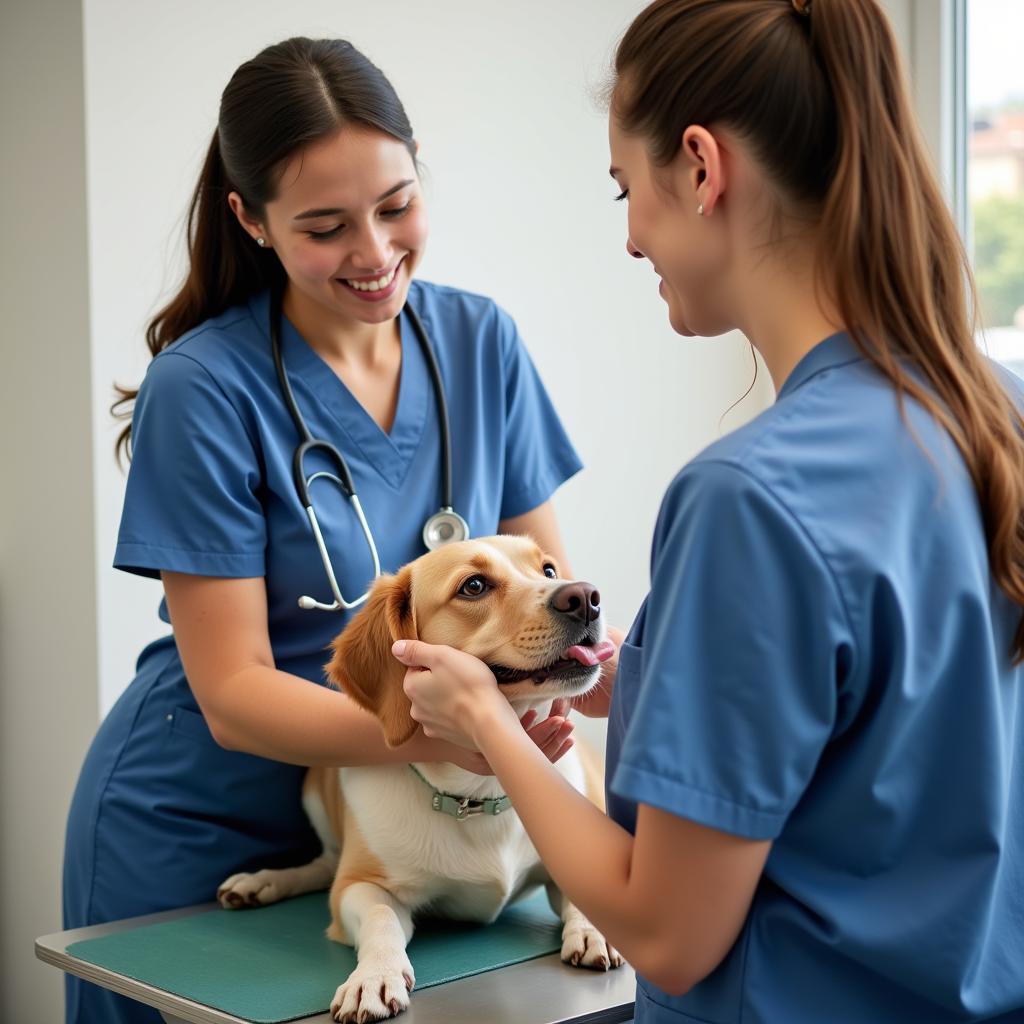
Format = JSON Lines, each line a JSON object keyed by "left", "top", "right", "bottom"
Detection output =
{"left": 325, "top": 535, "right": 612, "bottom": 747}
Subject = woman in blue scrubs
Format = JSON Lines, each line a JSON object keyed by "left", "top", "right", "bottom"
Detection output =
{"left": 62, "top": 37, "right": 587, "bottom": 1024}
{"left": 395, "top": 1, "right": 1024, "bottom": 1022}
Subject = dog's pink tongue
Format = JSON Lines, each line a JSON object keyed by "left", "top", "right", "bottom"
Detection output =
{"left": 564, "top": 641, "right": 616, "bottom": 666}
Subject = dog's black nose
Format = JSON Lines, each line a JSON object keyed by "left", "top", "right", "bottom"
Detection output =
{"left": 550, "top": 582, "right": 601, "bottom": 624}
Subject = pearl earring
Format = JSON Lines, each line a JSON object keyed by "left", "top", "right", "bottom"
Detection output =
{"left": 256, "top": 237, "right": 266, "bottom": 247}
{"left": 697, "top": 202, "right": 704, "bottom": 217}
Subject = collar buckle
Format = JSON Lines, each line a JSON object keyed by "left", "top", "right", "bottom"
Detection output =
{"left": 412, "top": 765, "right": 512, "bottom": 821}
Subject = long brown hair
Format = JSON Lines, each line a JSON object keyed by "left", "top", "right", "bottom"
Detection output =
{"left": 612, "top": 0, "right": 1024, "bottom": 662}
{"left": 113, "top": 37, "right": 417, "bottom": 461}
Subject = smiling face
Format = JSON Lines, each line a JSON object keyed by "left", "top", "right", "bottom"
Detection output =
{"left": 608, "top": 115, "right": 733, "bottom": 338}
{"left": 231, "top": 125, "right": 428, "bottom": 330}
{"left": 325, "top": 537, "right": 614, "bottom": 746}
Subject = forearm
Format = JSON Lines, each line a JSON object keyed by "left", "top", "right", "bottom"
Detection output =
{"left": 201, "top": 664, "right": 421, "bottom": 767}
{"left": 473, "top": 711, "right": 660, "bottom": 973}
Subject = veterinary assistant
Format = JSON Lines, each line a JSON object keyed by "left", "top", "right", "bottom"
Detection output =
{"left": 396, "top": 1, "right": 1024, "bottom": 1022}
{"left": 62, "top": 35, "right": 583, "bottom": 1024}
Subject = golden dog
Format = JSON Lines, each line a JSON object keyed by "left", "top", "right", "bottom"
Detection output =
{"left": 217, "top": 535, "right": 622, "bottom": 1022}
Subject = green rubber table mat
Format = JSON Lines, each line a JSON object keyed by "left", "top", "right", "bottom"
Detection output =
{"left": 67, "top": 890, "right": 563, "bottom": 1023}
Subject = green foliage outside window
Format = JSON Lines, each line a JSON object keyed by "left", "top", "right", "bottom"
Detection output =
{"left": 973, "top": 194, "right": 1024, "bottom": 328}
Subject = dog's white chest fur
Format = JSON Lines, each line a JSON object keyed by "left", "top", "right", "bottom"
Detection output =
{"left": 341, "top": 751, "right": 583, "bottom": 922}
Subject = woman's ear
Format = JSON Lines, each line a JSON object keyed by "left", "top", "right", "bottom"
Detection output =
{"left": 226, "top": 191, "right": 269, "bottom": 247}
{"left": 679, "top": 125, "right": 724, "bottom": 216}
{"left": 325, "top": 567, "right": 418, "bottom": 747}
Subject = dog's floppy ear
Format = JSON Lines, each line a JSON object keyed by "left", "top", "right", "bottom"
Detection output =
{"left": 325, "top": 567, "right": 418, "bottom": 747}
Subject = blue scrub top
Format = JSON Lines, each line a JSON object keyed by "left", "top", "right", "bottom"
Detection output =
{"left": 607, "top": 333, "right": 1024, "bottom": 1023}
{"left": 116, "top": 279, "right": 582, "bottom": 677}
{"left": 66, "top": 280, "right": 580, "bottom": 930}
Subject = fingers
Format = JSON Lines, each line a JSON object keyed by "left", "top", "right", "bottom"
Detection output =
{"left": 549, "top": 737, "right": 575, "bottom": 763}
{"left": 525, "top": 715, "right": 575, "bottom": 762}
{"left": 522, "top": 700, "right": 569, "bottom": 730}
{"left": 548, "top": 698, "right": 570, "bottom": 719}
{"left": 545, "top": 720, "right": 574, "bottom": 756}
{"left": 392, "top": 639, "right": 442, "bottom": 667}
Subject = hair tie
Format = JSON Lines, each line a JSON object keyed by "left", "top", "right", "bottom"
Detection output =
{"left": 790, "top": 0, "right": 812, "bottom": 16}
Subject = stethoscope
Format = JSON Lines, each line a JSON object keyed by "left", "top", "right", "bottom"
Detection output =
{"left": 269, "top": 285, "right": 470, "bottom": 612}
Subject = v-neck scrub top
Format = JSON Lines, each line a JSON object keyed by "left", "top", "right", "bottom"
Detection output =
{"left": 606, "top": 333, "right": 1024, "bottom": 1023}
{"left": 63, "top": 280, "right": 582, "bottom": 1024}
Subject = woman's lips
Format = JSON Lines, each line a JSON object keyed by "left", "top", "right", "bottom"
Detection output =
{"left": 337, "top": 257, "right": 404, "bottom": 302}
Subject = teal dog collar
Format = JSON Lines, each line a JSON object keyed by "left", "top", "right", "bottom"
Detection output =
{"left": 408, "top": 764, "right": 512, "bottom": 821}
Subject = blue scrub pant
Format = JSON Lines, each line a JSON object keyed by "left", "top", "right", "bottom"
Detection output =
{"left": 63, "top": 652, "right": 320, "bottom": 1024}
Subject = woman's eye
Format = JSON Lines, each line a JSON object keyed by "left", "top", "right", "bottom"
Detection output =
{"left": 614, "top": 188, "right": 629, "bottom": 202}
{"left": 543, "top": 563, "right": 558, "bottom": 579}
{"left": 308, "top": 225, "right": 344, "bottom": 241}
{"left": 381, "top": 202, "right": 411, "bottom": 219}
{"left": 458, "top": 575, "right": 491, "bottom": 598}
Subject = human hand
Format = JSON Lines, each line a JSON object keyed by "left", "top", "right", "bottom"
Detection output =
{"left": 392, "top": 640, "right": 576, "bottom": 762}
{"left": 570, "top": 624, "right": 625, "bottom": 718}
{"left": 520, "top": 699, "right": 575, "bottom": 763}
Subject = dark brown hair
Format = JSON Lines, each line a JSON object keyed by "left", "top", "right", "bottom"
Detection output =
{"left": 113, "top": 37, "right": 416, "bottom": 460}
{"left": 613, "top": 0, "right": 1024, "bottom": 662}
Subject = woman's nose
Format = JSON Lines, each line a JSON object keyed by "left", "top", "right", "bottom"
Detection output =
{"left": 352, "top": 225, "right": 391, "bottom": 270}
{"left": 626, "top": 237, "right": 645, "bottom": 260}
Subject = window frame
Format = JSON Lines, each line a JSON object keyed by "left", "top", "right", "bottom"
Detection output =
{"left": 906, "top": 0, "right": 969, "bottom": 239}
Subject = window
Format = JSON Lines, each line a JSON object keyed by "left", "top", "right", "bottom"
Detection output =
{"left": 967, "top": 0, "right": 1024, "bottom": 374}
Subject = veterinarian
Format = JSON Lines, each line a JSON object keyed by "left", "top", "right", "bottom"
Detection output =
{"left": 395, "top": 1, "right": 1024, "bottom": 1021}
{"left": 62, "top": 37, "right": 592, "bottom": 1024}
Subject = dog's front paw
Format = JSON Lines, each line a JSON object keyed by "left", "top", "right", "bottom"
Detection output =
{"left": 330, "top": 954, "right": 416, "bottom": 1023}
{"left": 216, "top": 870, "right": 286, "bottom": 909}
{"left": 561, "top": 922, "right": 624, "bottom": 972}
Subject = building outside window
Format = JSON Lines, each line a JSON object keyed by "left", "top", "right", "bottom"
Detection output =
{"left": 967, "top": 0, "right": 1024, "bottom": 374}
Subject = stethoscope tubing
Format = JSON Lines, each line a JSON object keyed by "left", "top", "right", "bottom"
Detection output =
{"left": 269, "top": 283, "right": 464, "bottom": 611}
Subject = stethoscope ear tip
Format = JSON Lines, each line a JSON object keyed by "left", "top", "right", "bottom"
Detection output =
{"left": 298, "top": 595, "right": 318, "bottom": 610}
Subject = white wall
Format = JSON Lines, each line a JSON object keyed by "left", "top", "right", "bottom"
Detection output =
{"left": 1, "top": 2, "right": 98, "bottom": 1022}
{"left": 84, "top": 0, "right": 773, "bottom": 723}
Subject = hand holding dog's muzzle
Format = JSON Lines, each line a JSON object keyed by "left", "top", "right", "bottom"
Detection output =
{"left": 395, "top": 639, "right": 515, "bottom": 749}
{"left": 394, "top": 640, "right": 575, "bottom": 761}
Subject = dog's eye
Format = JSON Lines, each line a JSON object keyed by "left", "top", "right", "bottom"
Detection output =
{"left": 543, "top": 563, "right": 558, "bottom": 579}
{"left": 458, "top": 575, "right": 491, "bottom": 599}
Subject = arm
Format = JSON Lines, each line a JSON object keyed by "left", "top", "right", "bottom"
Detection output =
{"left": 467, "top": 700, "right": 770, "bottom": 993}
{"left": 162, "top": 571, "right": 571, "bottom": 769}
{"left": 394, "top": 641, "right": 770, "bottom": 994}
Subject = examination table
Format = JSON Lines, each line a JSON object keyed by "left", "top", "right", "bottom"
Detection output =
{"left": 37, "top": 889, "right": 636, "bottom": 1024}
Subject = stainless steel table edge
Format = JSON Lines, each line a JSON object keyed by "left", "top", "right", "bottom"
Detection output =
{"left": 36, "top": 901, "right": 636, "bottom": 1024}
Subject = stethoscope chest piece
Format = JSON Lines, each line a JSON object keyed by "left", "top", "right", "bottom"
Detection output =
{"left": 422, "top": 507, "right": 470, "bottom": 550}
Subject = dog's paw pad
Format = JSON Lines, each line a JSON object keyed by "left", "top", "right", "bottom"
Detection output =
{"left": 330, "top": 957, "right": 415, "bottom": 1022}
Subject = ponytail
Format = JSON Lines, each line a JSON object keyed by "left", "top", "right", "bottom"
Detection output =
{"left": 112, "top": 131, "right": 282, "bottom": 462}
{"left": 811, "top": 0, "right": 1024, "bottom": 662}
{"left": 613, "top": 0, "right": 1024, "bottom": 661}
